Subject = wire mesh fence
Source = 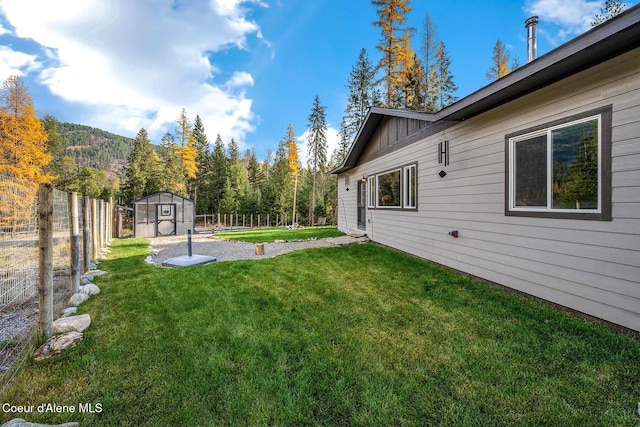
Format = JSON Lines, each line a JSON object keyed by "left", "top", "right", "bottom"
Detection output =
{"left": 0, "top": 175, "right": 40, "bottom": 396}
{"left": 0, "top": 176, "right": 38, "bottom": 307}
{"left": 0, "top": 176, "right": 110, "bottom": 397}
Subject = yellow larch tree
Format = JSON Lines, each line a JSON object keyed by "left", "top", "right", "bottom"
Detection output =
{"left": 0, "top": 75, "right": 51, "bottom": 183}
{"left": 372, "top": 0, "right": 413, "bottom": 107}
{"left": 285, "top": 124, "right": 300, "bottom": 225}
{"left": 486, "top": 40, "right": 514, "bottom": 81}
{"left": 175, "top": 108, "right": 198, "bottom": 198}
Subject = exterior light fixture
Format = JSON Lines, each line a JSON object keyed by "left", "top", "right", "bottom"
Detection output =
{"left": 361, "top": 175, "right": 367, "bottom": 183}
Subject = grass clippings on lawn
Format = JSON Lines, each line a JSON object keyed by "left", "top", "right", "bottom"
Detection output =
{"left": 1, "top": 238, "right": 639, "bottom": 426}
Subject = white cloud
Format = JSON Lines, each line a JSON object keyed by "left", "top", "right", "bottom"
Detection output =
{"left": 0, "top": 46, "right": 41, "bottom": 78}
{"left": 525, "top": 0, "right": 602, "bottom": 44}
{"left": 0, "top": 0, "right": 263, "bottom": 143}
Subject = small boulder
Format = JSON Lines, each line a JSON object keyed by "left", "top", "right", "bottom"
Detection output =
{"left": 81, "top": 269, "right": 107, "bottom": 280}
{"left": 68, "top": 293, "right": 89, "bottom": 307}
{"left": 61, "top": 307, "right": 78, "bottom": 317}
{"left": 53, "top": 314, "right": 91, "bottom": 334}
{"left": 80, "top": 283, "right": 100, "bottom": 295}
{"left": 33, "top": 331, "right": 83, "bottom": 361}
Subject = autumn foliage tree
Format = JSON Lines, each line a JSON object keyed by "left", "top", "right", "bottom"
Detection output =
{"left": 486, "top": 40, "right": 517, "bottom": 81}
{"left": 372, "top": 0, "right": 413, "bottom": 107}
{"left": 175, "top": 108, "right": 198, "bottom": 198}
{"left": 285, "top": 124, "right": 300, "bottom": 224}
{"left": 0, "top": 75, "right": 51, "bottom": 183}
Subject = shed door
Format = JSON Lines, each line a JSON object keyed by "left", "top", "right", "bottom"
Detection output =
{"left": 156, "top": 203, "right": 176, "bottom": 236}
{"left": 357, "top": 181, "right": 366, "bottom": 230}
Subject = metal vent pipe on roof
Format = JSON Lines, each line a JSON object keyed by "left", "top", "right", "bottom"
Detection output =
{"left": 525, "top": 16, "right": 539, "bottom": 63}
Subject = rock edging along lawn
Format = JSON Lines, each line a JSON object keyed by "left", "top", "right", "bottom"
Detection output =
{"left": 32, "top": 269, "right": 106, "bottom": 361}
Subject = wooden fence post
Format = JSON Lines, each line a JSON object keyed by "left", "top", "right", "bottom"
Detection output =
{"left": 83, "top": 196, "right": 91, "bottom": 272}
{"left": 98, "top": 200, "right": 105, "bottom": 250}
{"left": 109, "top": 197, "right": 114, "bottom": 241}
{"left": 91, "top": 198, "right": 98, "bottom": 260}
{"left": 68, "top": 192, "right": 80, "bottom": 293}
{"left": 38, "top": 183, "right": 53, "bottom": 338}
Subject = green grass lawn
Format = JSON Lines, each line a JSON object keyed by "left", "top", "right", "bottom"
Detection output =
{"left": 2, "top": 238, "right": 639, "bottom": 426}
{"left": 215, "top": 225, "right": 344, "bottom": 243}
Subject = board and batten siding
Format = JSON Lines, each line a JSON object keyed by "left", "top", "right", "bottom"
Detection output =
{"left": 338, "top": 48, "right": 640, "bottom": 332}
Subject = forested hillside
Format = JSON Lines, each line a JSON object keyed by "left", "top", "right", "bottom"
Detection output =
{"left": 58, "top": 122, "right": 134, "bottom": 177}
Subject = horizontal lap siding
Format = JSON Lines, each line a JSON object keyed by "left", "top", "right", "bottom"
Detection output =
{"left": 346, "top": 49, "right": 640, "bottom": 331}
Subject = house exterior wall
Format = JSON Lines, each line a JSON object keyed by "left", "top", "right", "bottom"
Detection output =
{"left": 338, "top": 48, "right": 640, "bottom": 332}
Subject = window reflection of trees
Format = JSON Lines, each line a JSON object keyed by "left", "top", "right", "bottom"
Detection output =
{"left": 377, "top": 170, "right": 401, "bottom": 207}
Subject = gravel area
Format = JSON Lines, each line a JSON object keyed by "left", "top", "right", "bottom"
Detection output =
{"left": 147, "top": 234, "right": 366, "bottom": 266}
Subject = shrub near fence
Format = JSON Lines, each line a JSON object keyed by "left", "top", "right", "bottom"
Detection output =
{"left": 0, "top": 176, "right": 113, "bottom": 397}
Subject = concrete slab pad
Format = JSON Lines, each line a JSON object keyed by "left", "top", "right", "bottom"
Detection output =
{"left": 161, "top": 254, "right": 217, "bottom": 267}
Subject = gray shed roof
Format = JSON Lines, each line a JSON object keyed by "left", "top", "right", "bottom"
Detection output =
{"left": 331, "top": 4, "right": 640, "bottom": 174}
{"left": 132, "top": 191, "right": 194, "bottom": 204}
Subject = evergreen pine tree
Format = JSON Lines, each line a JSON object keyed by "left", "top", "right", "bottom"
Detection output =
{"left": 158, "top": 132, "right": 186, "bottom": 195}
{"left": 307, "top": 95, "right": 328, "bottom": 225}
{"left": 209, "top": 134, "right": 229, "bottom": 216}
{"left": 343, "top": 48, "right": 379, "bottom": 143}
{"left": 191, "top": 115, "right": 209, "bottom": 213}
{"left": 421, "top": 12, "right": 439, "bottom": 111}
{"left": 591, "top": 0, "right": 627, "bottom": 26}
{"left": 427, "top": 41, "right": 458, "bottom": 111}
{"left": 121, "top": 128, "right": 160, "bottom": 204}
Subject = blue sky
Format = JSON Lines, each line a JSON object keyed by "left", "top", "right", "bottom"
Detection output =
{"left": 0, "top": 0, "right": 636, "bottom": 164}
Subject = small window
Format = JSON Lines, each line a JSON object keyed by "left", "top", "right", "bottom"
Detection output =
{"left": 506, "top": 106, "right": 611, "bottom": 220}
{"left": 368, "top": 176, "right": 376, "bottom": 208}
{"left": 136, "top": 204, "right": 148, "bottom": 224}
{"left": 404, "top": 165, "right": 416, "bottom": 208}
{"left": 377, "top": 169, "right": 401, "bottom": 207}
{"left": 161, "top": 205, "right": 171, "bottom": 216}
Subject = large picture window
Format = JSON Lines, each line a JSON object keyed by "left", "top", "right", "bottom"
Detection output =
{"left": 506, "top": 106, "right": 611, "bottom": 220}
{"left": 367, "top": 163, "right": 418, "bottom": 210}
{"left": 377, "top": 169, "right": 401, "bottom": 207}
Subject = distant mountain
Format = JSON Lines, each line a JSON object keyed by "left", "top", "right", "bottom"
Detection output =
{"left": 58, "top": 123, "right": 134, "bottom": 178}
